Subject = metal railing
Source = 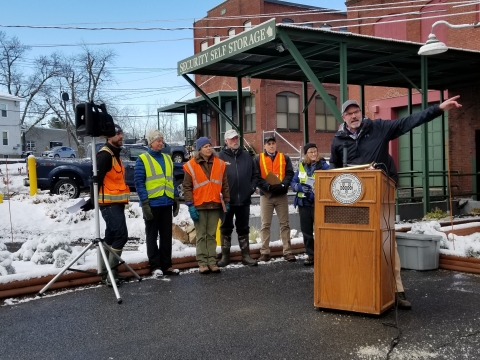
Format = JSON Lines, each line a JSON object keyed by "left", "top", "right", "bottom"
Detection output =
{"left": 395, "top": 170, "right": 480, "bottom": 212}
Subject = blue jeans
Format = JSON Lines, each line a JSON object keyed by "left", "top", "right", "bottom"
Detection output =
{"left": 100, "top": 204, "right": 128, "bottom": 250}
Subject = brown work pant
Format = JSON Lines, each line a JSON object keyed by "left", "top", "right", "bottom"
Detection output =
{"left": 259, "top": 194, "right": 292, "bottom": 256}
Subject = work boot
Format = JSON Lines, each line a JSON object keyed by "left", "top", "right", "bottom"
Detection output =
{"left": 217, "top": 234, "right": 231, "bottom": 267}
{"left": 258, "top": 253, "right": 271, "bottom": 262}
{"left": 238, "top": 234, "right": 258, "bottom": 267}
{"left": 199, "top": 265, "right": 210, "bottom": 274}
{"left": 395, "top": 292, "right": 412, "bottom": 310}
{"left": 100, "top": 247, "right": 110, "bottom": 284}
{"left": 106, "top": 247, "right": 123, "bottom": 287}
{"left": 208, "top": 264, "right": 221, "bottom": 273}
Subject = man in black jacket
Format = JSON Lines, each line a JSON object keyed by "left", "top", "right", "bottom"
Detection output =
{"left": 217, "top": 129, "right": 257, "bottom": 267}
{"left": 330, "top": 96, "right": 462, "bottom": 309}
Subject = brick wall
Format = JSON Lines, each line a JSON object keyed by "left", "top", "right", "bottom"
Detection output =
{"left": 190, "top": 0, "right": 346, "bottom": 154}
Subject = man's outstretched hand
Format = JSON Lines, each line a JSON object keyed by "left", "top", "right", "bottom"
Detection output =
{"left": 439, "top": 95, "right": 462, "bottom": 111}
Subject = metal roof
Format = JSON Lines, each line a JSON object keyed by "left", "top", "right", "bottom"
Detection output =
{"left": 158, "top": 90, "right": 251, "bottom": 113}
{"left": 177, "top": 21, "right": 480, "bottom": 90}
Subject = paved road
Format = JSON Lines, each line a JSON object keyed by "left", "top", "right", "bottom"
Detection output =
{"left": 1, "top": 262, "right": 480, "bottom": 359}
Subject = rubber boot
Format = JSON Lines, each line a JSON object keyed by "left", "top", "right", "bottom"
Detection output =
{"left": 217, "top": 234, "right": 231, "bottom": 268}
{"left": 100, "top": 247, "right": 110, "bottom": 284}
{"left": 238, "top": 234, "right": 258, "bottom": 267}
{"left": 106, "top": 248, "right": 122, "bottom": 287}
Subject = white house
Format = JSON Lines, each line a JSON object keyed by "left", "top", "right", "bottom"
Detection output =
{"left": 0, "top": 91, "right": 23, "bottom": 158}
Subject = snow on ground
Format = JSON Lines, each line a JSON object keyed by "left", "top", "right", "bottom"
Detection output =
{"left": 2, "top": 160, "right": 480, "bottom": 284}
{"left": 0, "top": 165, "right": 304, "bottom": 283}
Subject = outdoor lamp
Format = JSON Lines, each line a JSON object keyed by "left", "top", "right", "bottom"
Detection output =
{"left": 418, "top": 20, "right": 480, "bottom": 56}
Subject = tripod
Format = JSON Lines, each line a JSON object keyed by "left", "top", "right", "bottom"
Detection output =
{"left": 37, "top": 136, "right": 141, "bottom": 304}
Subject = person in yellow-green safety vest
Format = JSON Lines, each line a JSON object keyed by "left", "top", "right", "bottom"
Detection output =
{"left": 290, "top": 143, "right": 329, "bottom": 266}
{"left": 134, "top": 130, "right": 180, "bottom": 278}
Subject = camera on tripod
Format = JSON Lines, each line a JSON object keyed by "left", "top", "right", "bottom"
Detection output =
{"left": 75, "top": 102, "right": 116, "bottom": 137}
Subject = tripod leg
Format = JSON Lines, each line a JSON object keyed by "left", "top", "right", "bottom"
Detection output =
{"left": 98, "top": 242, "right": 122, "bottom": 304}
{"left": 106, "top": 246, "right": 142, "bottom": 281}
{"left": 37, "top": 241, "right": 97, "bottom": 297}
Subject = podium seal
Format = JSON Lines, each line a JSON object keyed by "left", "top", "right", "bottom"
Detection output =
{"left": 331, "top": 173, "right": 363, "bottom": 204}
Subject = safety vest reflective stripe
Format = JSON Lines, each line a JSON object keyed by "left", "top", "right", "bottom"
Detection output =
{"left": 260, "top": 152, "right": 285, "bottom": 181}
{"left": 297, "top": 162, "right": 314, "bottom": 198}
{"left": 138, "top": 153, "right": 174, "bottom": 199}
{"left": 186, "top": 161, "right": 209, "bottom": 190}
{"left": 183, "top": 157, "right": 225, "bottom": 206}
{"left": 98, "top": 146, "right": 130, "bottom": 204}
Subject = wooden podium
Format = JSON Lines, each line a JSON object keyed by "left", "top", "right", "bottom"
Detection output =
{"left": 313, "top": 170, "right": 395, "bottom": 315}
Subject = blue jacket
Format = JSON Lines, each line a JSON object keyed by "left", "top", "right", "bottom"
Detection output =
{"left": 134, "top": 149, "right": 178, "bottom": 207}
{"left": 291, "top": 159, "right": 329, "bottom": 207}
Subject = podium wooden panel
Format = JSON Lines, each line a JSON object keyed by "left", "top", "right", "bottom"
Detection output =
{"left": 313, "top": 170, "right": 395, "bottom": 315}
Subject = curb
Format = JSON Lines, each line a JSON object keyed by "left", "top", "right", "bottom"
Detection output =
{"left": 0, "top": 243, "right": 306, "bottom": 299}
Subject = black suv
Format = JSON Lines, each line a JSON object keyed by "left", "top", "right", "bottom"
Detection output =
{"left": 135, "top": 139, "right": 189, "bottom": 163}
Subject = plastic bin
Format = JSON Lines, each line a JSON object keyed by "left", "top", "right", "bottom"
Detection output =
{"left": 395, "top": 232, "right": 442, "bottom": 270}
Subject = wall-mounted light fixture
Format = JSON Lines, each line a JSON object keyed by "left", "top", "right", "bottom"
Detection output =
{"left": 418, "top": 20, "right": 480, "bottom": 56}
{"left": 275, "top": 43, "right": 285, "bottom": 53}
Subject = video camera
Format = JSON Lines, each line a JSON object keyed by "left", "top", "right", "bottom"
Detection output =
{"left": 75, "top": 102, "right": 116, "bottom": 137}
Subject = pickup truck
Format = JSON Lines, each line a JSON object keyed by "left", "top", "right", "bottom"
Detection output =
{"left": 26, "top": 145, "right": 185, "bottom": 199}
{"left": 136, "top": 139, "right": 190, "bottom": 163}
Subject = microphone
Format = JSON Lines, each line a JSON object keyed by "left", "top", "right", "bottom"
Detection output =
{"left": 342, "top": 146, "right": 348, "bottom": 168}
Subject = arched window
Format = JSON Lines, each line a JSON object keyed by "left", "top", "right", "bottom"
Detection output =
{"left": 321, "top": 23, "right": 332, "bottom": 30}
{"left": 228, "top": 28, "right": 235, "bottom": 38}
{"left": 276, "top": 92, "right": 299, "bottom": 130}
{"left": 200, "top": 41, "right": 208, "bottom": 52}
{"left": 244, "top": 20, "right": 252, "bottom": 31}
{"left": 282, "top": 18, "right": 294, "bottom": 24}
{"left": 214, "top": 35, "right": 221, "bottom": 44}
{"left": 315, "top": 95, "right": 337, "bottom": 131}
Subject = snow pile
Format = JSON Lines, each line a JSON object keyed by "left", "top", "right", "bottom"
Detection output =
{"left": 408, "top": 220, "right": 480, "bottom": 258}
{"left": 0, "top": 242, "right": 15, "bottom": 276}
{"left": 408, "top": 221, "right": 448, "bottom": 248}
{"left": 29, "top": 235, "right": 72, "bottom": 266}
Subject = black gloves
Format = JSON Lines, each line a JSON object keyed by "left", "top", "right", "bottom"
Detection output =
{"left": 141, "top": 199, "right": 154, "bottom": 221}
{"left": 80, "top": 198, "right": 94, "bottom": 212}
{"left": 173, "top": 197, "right": 180, "bottom": 217}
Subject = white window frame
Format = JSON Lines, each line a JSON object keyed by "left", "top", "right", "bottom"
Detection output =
{"left": 1, "top": 104, "right": 6, "bottom": 117}
{"left": 276, "top": 92, "right": 300, "bottom": 130}
{"left": 200, "top": 41, "right": 208, "bottom": 51}
{"left": 228, "top": 28, "right": 235, "bottom": 37}
{"left": 2, "top": 131, "right": 8, "bottom": 146}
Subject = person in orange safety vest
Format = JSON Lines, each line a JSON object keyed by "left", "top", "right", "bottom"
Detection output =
{"left": 183, "top": 137, "right": 230, "bottom": 275}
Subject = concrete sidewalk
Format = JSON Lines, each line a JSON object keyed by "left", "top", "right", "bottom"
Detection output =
{"left": 1, "top": 261, "right": 480, "bottom": 359}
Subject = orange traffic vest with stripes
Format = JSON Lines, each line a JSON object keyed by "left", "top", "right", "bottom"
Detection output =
{"left": 98, "top": 146, "right": 130, "bottom": 204}
{"left": 259, "top": 152, "right": 286, "bottom": 181}
{"left": 183, "top": 157, "right": 226, "bottom": 207}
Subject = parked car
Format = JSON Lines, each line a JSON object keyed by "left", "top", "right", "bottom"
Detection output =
{"left": 42, "top": 146, "right": 76, "bottom": 158}
{"left": 213, "top": 145, "right": 256, "bottom": 156}
{"left": 28, "top": 144, "right": 185, "bottom": 199}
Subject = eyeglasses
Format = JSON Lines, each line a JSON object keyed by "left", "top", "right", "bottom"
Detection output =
{"left": 343, "top": 109, "right": 361, "bottom": 118}
{"left": 307, "top": 150, "right": 318, "bottom": 155}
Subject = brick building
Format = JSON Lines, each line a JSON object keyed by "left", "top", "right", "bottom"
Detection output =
{"left": 344, "top": 0, "right": 480, "bottom": 194}
{"left": 191, "top": 0, "right": 347, "bottom": 157}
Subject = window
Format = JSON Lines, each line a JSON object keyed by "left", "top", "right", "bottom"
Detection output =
{"left": 214, "top": 35, "right": 221, "bottom": 44}
{"left": 2, "top": 131, "right": 8, "bottom": 145}
{"left": 200, "top": 41, "right": 208, "bottom": 52}
{"left": 1, "top": 104, "right": 6, "bottom": 117}
{"left": 228, "top": 28, "right": 235, "bottom": 37}
{"left": 244, "top": 95, "right": 256, "bottom": 132}
{"left": 276, "top": 92, "right": 299, "bottom": 130}
{"left": 282, "top": 18, "right": 294, "bottom": 24}
{"left": 244, "top": 20, "right": 252, "bottom": 30}
{"left": 201, "top": 106, "right": 211, "bottom": 138}
{"left": 321, "top": 24, "right": 332, "bottom": 30}
{"left": 315, "top": 95, "right": 337, "bottom": 131}
{"left": 26, "top": 141, "right": 36, "bottom": 151}
{"left": 302, "top": 23, "right": 313, "bottom": 28}
{"left": 220, "top": 101, "right": 237, "bottom": 139}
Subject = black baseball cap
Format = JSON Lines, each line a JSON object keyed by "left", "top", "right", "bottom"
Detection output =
{"left": 264, "top": 136, "right": 276, "bottom": 144}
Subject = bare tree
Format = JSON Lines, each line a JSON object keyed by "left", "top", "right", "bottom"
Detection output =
{"left": 0, "top": 31, "right": 61, "bottom": 130}
{"left": 46, "top": 46, "right": 117, "bottom": 157}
